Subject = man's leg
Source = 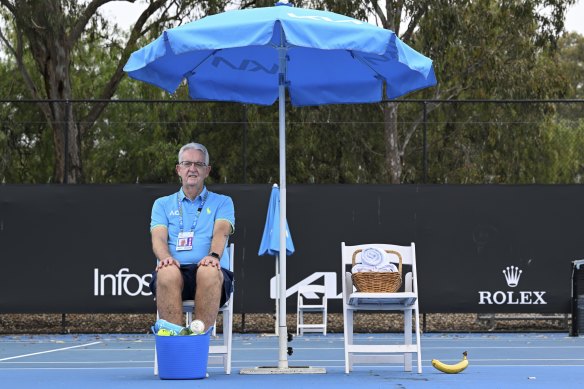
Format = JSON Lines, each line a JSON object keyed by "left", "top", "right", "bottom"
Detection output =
{"left": 156, "top": 265, "right": 184, "bottom": 325}
{"left": 194, "top": 265, "right": 224, "bottom": 329}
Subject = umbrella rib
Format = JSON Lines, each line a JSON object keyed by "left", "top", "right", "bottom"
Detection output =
{"left": 183, "top": 49, "right": 221, "bottom": 78}
{"left": 350, "top": 50, "right": 386, "bottom": 83}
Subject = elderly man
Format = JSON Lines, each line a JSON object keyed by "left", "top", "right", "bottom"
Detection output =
{"left": 149, "top": 142, "right": 234, "bottom": 332}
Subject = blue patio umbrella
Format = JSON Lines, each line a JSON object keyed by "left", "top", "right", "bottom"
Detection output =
{"left": 124, "top": 1, "right": 436, "bottom": 370}
{"left": 259, "top": 184, "right": 295, "bottom": 257}
{"left": 259, "top": 184, "right": 294, "bottom": 337}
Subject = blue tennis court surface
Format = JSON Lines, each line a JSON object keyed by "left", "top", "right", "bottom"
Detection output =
{"left": 1, "top": 332, "right": 583, "bottom": 388}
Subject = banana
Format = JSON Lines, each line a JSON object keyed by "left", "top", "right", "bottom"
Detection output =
{"left": 431, "top": 351, "right": 469, "bottom": 374}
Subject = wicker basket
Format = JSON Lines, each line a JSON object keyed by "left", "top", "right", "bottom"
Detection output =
{"left": 351, "top": 249, "right": 402, "bottom": 293}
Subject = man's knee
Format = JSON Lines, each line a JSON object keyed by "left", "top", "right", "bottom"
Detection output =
{"left": 156, "top": 265, "right": 182, "bottom": 290}
{"left": 196, "top": 266, "right": 223, "bottom": 287}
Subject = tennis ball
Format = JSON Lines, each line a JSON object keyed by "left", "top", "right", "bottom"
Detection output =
{"left": 189, "top": 320, "right": 205, "bottom": 334}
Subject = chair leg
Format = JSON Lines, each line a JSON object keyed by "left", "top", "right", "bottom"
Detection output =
{"left": 414, "top": 305, "right": 422, "bottom": 374}
{"left": 299, "top": 308, "right": 304, "bottom": 336}
{"left": 183, "top": 301, "right": 232, "bottom": 375}
{"left": 154, "top": 311, "right": 159, "bottom": 376}
{"left": 296, "top": 307, "right": 300, "bottom": 336}
{"left": 404, "top": 310, "right": 413, "bottom": 372}
{"left": 344, "top": 309, "right": 353, "bottom": 373}
{"left": 225, "top": 309, "right": 232, "bottom": 374}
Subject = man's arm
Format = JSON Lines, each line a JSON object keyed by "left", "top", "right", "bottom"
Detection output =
{"left": 151, "top": 226, "right": 178, "bottom": 270}
{"left": 198, "top": 219, "right": 232, "bottom": 269}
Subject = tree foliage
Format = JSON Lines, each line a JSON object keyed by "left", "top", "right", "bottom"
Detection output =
{"left": 0, "top": 0, "right": 582, "bottom": 185}
{"left": 0, "top": 0, "right": 228, "bottom": 183}
{"left": 557, "top": 32, "right": 584, "bottom": 99}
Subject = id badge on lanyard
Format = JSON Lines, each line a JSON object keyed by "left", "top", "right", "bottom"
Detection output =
{"left": 176, "top": 231, "right": 194, "bottom": 251}
{"left": 176, "top": 190, "right": 208, "bottom": 252}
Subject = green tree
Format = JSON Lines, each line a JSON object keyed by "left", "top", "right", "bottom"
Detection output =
{"left": 0, "top": 0, "right": 226, "bottom": 183}
{"left": 557, "top": 32, "right": 584, "bottom": 99}
{"left": 299, "top": 0, "right": 575, "bottom": 183}
{"left": 416, "top": 1, "right": 579, "bottom": 184}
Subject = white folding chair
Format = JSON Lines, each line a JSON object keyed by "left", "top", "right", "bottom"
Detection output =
{"left": 296, "top": 284, "right": 327, "bottom": 336}
{"left": 154, "top": 243, "right": 235, "bottom": 375}
{"left": 341, "top": 242, "right": 422, "bottom": 374}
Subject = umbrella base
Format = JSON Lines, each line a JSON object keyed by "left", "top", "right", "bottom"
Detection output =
{"left": 239, "top": 366, "right": 326, "bottom": 374}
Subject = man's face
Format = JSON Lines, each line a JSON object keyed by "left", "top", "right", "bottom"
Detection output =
{"left": 176, "top": 149, "right": 210, "bottom": 188}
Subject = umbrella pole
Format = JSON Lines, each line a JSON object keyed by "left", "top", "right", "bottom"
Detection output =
{"left": 241, "top": 26, "right": 324, "bottom": 376}
{"left": 277, "top": 46, "right": 288, "bottom": 369}
{"left": 275, "top": 255, "right": 279, "bottom": 336}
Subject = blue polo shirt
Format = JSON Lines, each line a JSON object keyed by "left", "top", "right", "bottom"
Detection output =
{"left": 150, "top": 186, "right": 235, "bottom": 269}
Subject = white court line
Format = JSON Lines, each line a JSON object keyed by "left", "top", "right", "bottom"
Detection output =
{"left": 230, "top": 358, "right": 584, "bottom": 363}
{"left": 0, "top": 367, "right": 152, "bottom": 370}
{"left": 228, "top": 346, "right": 584, "bottom": 352}
{"left": 64, "top": 348, "right": 154, "bottom": 351}
{"left": 464, "top": 358, "right": 584, "bottom": 362}
{"left": 422, "top": 346, "right": 584, "bottom": 349}
{"left": 3, "top": 357, "right": 584, "bottom": 365}
{"left": 0, "top": 361, "right": 151, "bottom": 364}
{"left": 0, "top": 341, "right": 102, "bottom": 362}
{"left": 1, "top": 364, "right": 583, "bottom": 371}
{"left": 347, "top": 364, "right": 584, "bottom": 368}
{"left": 4, "top": 344, "right": 578, "bottom": 353}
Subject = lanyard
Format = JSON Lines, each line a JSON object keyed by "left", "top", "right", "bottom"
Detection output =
{"left": 177, "top": 189, "right": 209, "bottom": 233}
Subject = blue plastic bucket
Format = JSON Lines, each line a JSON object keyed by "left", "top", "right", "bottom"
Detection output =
{"left": 155, "top": 326, "right": 213, "bottom": 379}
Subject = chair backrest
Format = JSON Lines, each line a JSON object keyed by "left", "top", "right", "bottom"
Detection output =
{"left": 341, "top": 242, "right": 418, "bottom": 293}
{"left": 227, "top": 242, "right": 234, "bottom": 272}
{"left": 341, "top": 242, "right": 415, "bottom": 267}
{"left": 225, "top": 243, "right": 235, "bottom": 301}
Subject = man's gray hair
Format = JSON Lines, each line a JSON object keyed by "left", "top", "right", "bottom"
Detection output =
{"left": 178, "top": 142, "right": 210, "bottom": 165}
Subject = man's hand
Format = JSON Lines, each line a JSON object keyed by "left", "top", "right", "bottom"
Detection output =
{"left": 198, "top": 255, "right": 221, "bottom": 269}
{"left": 155, "top": 257, "right": 180, "bottom": 271}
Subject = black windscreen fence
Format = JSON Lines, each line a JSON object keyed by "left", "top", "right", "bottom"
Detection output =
{"left": 0, "top": 184, "right": 580, "bottom": 314}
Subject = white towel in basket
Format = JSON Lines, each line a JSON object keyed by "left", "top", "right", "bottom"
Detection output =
{"left": 361, "top": 247, "right": 387, "bottom": 267}
{"left": 351, "top": 247, "right": 398, "bottom": 274}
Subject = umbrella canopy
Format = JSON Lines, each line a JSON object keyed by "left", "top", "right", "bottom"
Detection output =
{"left": 124, "top": 2, "right": 436, "bottom": 370}
{"left": 259, "top": 184, "right": 295, "bottom": 257}
{"left": 124, "top": 3, "right": 436, "bottom": 105}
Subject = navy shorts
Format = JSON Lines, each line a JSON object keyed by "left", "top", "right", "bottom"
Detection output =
{"left": 149, "top": 264, "right": 234, "bottom": 307}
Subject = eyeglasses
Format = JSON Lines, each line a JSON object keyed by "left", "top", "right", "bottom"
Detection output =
{"left": 179, "top": 161, "right": 208, "bottom": 169}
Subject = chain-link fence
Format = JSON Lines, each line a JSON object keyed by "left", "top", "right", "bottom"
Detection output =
{"left": 1, "top": 99, "right": 583, "bottom": 184}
